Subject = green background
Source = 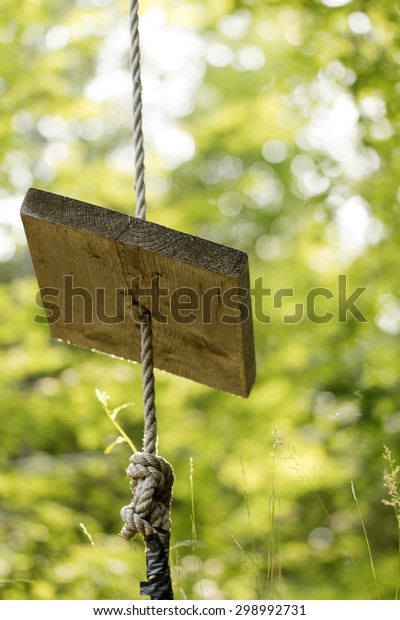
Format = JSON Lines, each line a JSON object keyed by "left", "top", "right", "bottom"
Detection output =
{"left": 1, "top": 0, "right": 400, "bottom": 600}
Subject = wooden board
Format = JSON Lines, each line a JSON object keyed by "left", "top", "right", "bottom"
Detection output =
{"left": 21, "top": 187, "right": 256, "bottom": 397}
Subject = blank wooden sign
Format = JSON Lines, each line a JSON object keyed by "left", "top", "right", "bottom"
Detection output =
{"left": 21, "top": 188, "right": 256, "bottom": 397}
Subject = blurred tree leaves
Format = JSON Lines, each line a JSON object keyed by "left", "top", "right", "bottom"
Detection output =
{"left": 1, "top": 0, "right": 400, "bottom": 601}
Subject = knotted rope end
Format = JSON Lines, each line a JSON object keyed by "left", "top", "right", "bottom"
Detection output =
{"left": 120, "top": 451, "right": 174, "bottom": 540}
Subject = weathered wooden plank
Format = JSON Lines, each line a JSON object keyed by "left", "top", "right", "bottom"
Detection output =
{"left": 21, "top": 187, "right": 256, "bottom": 397}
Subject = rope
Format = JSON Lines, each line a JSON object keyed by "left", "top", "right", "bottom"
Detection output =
{"left": 129, "top": 0, "right": 147, "bottom": 220}
{"left": 140, "top": 310, "right": 157, "bottom": 456}
{"left": 120, "top": 313, "right": 174, "bottom": 541}
{"left": 120, "top": 452, "right": 174, "bottom": 538}
{"left": 127, "top": 0, "right": 157, "bottom": 455}
{"left": 120, "top": 0, "right": 174, "bottom": 579}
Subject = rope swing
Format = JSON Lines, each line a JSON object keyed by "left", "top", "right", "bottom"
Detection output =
{"left": 21, "top": 0, "right": 255, "bottom": 601}
{"left": 119, "top": 0, "right": 175, "bottom": 600}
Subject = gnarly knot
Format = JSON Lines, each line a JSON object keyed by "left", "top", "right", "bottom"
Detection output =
{"left": 120, "top": 452, "right": 174, "bottom": 539}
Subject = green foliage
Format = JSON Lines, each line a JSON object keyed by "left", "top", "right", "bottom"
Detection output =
{"left": 1, "top": 0, "right": 400, "bottom": 601}
{"left": 95, "top": 390, "right": 137, "bottom": 454}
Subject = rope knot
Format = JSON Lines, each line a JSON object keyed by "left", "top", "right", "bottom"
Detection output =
{"left": 120, "top": 452, "right": 174, "bottom": 539}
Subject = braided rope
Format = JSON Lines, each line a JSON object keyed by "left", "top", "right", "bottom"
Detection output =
{"left": 120, "top": 0, "right": 174, "bottom": 543}
{"left": 129, "top": 0, "right": 147, "bottom": 220}
{"left": 140, "top": 311, "right": 157, "bottom": 456}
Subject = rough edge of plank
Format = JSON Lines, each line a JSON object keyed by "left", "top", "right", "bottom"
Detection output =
{"left": 21, "top": 187, "right": 132, "bottom": 240}
{"left": 21, "top": 187, "right": 249, "bottom": 278}
{"left": 236, "top": 266, "right": 256, "bottom": 397}
{"left": 118, "top": 220, "right": 248, "bottom": 278}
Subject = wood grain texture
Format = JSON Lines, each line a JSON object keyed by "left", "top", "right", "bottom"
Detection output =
{"left": 21, "top": 187, "right": 256, "bottom": 397}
